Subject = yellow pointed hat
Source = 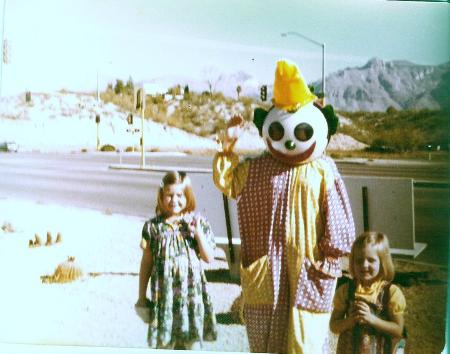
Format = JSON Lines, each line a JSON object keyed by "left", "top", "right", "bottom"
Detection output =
{"left": 272, "top": 59, "right": 316, "bottom": 112}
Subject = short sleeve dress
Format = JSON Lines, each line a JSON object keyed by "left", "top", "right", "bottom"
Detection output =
{"left": 333, "top": 279, "right": 407, "bottom": 354}
{"left": 142, "top": 212, "right": 218, "bottom": 348}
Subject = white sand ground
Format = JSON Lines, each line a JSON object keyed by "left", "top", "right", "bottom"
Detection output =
{"left": 0, "top": 198, "right": 248, "bottom": 354}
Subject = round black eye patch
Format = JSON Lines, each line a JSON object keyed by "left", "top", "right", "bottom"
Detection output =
{"left": 268, "top": 122, "right": 284, "bottom": 141}
{"left": 294, "top": 123, "right": 314, "bottom": 142}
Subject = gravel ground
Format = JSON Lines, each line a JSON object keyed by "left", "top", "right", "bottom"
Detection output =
{"left": 0, "top": 199, "right": 446, "bottom": 353}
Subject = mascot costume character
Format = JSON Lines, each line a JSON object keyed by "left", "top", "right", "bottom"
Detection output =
{"left": 213, "top": 59, "right": 355, "bottom": 354}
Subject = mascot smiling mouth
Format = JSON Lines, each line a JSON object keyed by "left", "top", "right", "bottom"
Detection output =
{"left": 267, "top": 140, "right": 316, "bottom": 165}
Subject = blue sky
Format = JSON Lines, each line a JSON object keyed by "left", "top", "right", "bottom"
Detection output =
{"left": 1, "top": 0, "right": 449, "bottom": 95}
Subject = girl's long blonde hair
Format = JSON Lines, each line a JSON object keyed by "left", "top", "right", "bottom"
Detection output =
{"left": 155, "top": 171, "right": 196, "bottom": 216}
{"left": 349, "top": 231, "right": 395, "bottom": 282}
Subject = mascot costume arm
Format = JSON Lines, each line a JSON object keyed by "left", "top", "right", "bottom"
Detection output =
{"left": 213, "top": 115, "right": 249, "bottom": 199}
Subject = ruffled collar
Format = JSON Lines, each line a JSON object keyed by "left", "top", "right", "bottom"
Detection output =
{"left": 355, "top": 279, "right": 387, "bottom": 297}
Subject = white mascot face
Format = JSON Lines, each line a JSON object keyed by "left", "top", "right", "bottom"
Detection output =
{"left": 262, "top": 102, "right": 328, "bottom": 165}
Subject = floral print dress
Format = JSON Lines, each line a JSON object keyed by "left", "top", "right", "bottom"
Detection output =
{"left": 141, "top": 212, "right": 217, "bottom": 348}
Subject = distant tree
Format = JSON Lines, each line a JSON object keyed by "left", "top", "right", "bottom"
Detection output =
{"left": 236, "top": 85, "right": 242, "bottom": 100}
{"left": 114, "top": 79, "right": 125, "bottom": 95}
{"left": 202, "top": 66, "right": 223, "bottom": 95}
{"left": 386, "top": 106, "right": 397, "bottom": 114}
{"left": 168, "top": 85, "right": 181, "bottom": 96}
{"left": 107, "top": 83, "right": 113, "bottom": 91}
{"left": 125, "top": 76, "right": 134, "bottom": 95}
{"left": 183, "top": 85, "right": 190, "bottom": 99}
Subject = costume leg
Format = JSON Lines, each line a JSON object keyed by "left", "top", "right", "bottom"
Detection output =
{"left": 243, "top": 304, "right": 273, "bottom": 352}
{"left": 287, "top": 308, "right": 331, "bottom": 354}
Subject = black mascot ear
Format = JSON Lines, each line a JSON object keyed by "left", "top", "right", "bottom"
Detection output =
{"left": 253, "top": 108, "right": 268, "bottom": 136}
{"left": 321, "top": 104, "right": 339, "bottom": 140}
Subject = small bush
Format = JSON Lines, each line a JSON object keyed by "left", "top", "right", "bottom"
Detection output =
{"left": 100, "top": 144, "right": 116, "bottom": 152}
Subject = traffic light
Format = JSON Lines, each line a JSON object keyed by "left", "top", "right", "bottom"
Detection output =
{"left": 135, "top": 88, "right": 143, "bottom": 110}
{"left": 95, "top": 114, "right": 100, "bottom": 124}
{"left": 260, "top": 85, "right": 267, "bottom": 101}
{"left": 127, "top": 113, "right": 133, "bottom": 125}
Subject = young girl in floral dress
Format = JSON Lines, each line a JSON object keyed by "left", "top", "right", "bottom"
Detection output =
{"left": 135, "top": 171, "right": 217, "bottom": 350}
{"left": 330, "top": 232, "right": 407, "bottom": 353}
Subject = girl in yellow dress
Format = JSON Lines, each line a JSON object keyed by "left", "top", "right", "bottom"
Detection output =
{"left": 330, "top": 232, "right": 407, "bottom": 353}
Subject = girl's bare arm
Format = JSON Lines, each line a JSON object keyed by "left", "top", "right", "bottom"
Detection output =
{"left": 193, "top": 219, "right": 215, "bottom": 263}
{"left": 329, "top": 307, "right": 357, "bottom": 334}
{"left": 136, "top": 243, "right": 153, "bottom": 305}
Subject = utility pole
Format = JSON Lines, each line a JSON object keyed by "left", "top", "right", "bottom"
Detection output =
{"left": 135, "top": 83, "right": 166, "bottom": 169}
{"left": 140, "top": 91, "right": 145, "bottom": 168}
{"left": 95, "top": 114, "right": 100, "bottom": 151}
{"left": 96, "top": 68, "right": 99, "bottom": 101}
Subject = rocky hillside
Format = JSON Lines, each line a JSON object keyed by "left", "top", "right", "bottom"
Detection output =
{"left": 0, "top": 92, "right": 365, "bottom": 153}
{"left": 311, "top": 58, "right": 450, "bottom": 112}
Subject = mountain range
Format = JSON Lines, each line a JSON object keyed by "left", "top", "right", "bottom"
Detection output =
{"left": 146, "top": 58, "right": 450, "bottom": 112}
{"left": 311, "top": 58, "right": 450, "bottom": 112}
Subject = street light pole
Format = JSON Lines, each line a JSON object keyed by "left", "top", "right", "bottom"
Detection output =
{"left": 281, "top": 31, "right": 326, "bottom": 97}
{"left": 96, "top": 67, "right": 99, "bottom": 101}
{"left": 140, "top": 93, "right": 145, "bottom": 169}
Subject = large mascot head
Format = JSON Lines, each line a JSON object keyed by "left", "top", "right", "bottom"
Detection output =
{"left": 254, "top": 60, "right": 338, "bottom": 165}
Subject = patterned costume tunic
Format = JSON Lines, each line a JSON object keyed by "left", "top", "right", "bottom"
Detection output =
{"left": 141, "top": 212, "right": 217, "bottom": 348}
{"left": 213, "top": 152, "right": 355, "bottom": 354}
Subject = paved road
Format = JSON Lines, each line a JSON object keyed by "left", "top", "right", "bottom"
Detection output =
{"left": 1, "top": 152, "right": 448, "bottom": 265}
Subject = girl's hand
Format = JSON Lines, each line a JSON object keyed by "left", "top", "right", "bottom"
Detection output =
{"left": 135, "top": 297, "right": 151, "bottom": 308}
{"left": 191, "top": 216, "right": 214, "bottom": 263}
{"left": 193, "top": 217, "right": 204, "bottom": 237}
{"left": 216, "top": 114, "right": 244, "bottom": 153}
{"left": 134, "top": 298, "right": 151, "bottom": 324}
{"left": 354, "top": 300, "right": 375, "bottom": 325}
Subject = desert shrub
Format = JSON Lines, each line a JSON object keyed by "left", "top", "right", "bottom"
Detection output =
{"left": 125, "top": 146, "right": 135, "bottom": 152}
{"left": 386, "top": 106, "right": 397, "bottom": 114}
{"left": 125, "top": 77, "right": 134, "bottom": 95}
{"left": 167, "top": 85, "right": 182, "bottom": 96}
{"left": 240, "top": 96, "right": 254, "bottom": 109}
{"left": 338, "top": 108, "right": 449, "bottom": 152}
{"left": 114, "top": 79, "right": 125, "bottom": 95}
{"left": 149, "top": 95, "right": 165, "bottom": 105}
{"left": 100, "top": 144, "right": 116, "bottom": 152}
{"left": 101, "top": 90, "right": 134, "bottom": 112}
{"left": 365, "top": 145, "right": 396, "bottom": 153}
